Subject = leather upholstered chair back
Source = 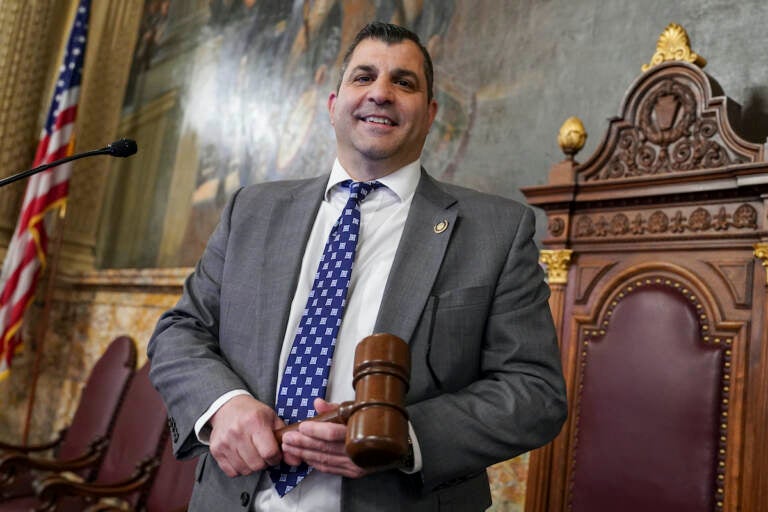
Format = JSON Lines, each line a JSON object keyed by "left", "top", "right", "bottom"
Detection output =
{"left": 570, "top": 279, "right": 723, "bottom": 511}
{"left": 57, "top": 336, "right": 137, "bottom": 462}
{"left": 144, "top": 437, "right": 196, "bottom": 512}
{"left": 93, "top": 363, "right": 168, "bottom": 507}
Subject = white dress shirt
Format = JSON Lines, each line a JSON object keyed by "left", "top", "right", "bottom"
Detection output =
{"left": 196, "top": 158, "right": 422, "bottom": 511}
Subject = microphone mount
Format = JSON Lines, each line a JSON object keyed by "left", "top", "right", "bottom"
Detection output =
{"left": 0, "top": 138, "right": 137, "bottom": 188}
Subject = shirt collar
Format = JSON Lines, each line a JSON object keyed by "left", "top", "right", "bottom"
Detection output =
{"left": 325, "top": 158, "right": 421, "bottom": 203}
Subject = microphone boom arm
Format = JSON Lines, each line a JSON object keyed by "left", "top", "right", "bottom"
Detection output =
{"left": 0, "top": 139, "right": 137, "bottom": 189}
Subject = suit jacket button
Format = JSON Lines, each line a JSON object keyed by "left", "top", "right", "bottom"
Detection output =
{"left": 240, "top": 491, "right": 250, "bottom": 506}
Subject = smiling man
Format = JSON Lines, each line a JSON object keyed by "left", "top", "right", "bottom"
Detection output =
{"left": 148, "top": 22, "right": 567, "bottom": 512}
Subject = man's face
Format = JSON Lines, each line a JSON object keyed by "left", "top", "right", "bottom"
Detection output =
{"left": 328, "top": 38, "right": 438, "bottom": 179}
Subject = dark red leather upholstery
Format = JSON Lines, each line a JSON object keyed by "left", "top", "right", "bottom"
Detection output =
{"left": 144, "top": 438, "right": 196, "bottom": 512}
{"left": 85, "top": 363, "right": 168, "bottom": 507}
{"left": 57, "top": 336, "right": 137, "bottom": 462}
{"left": 570, "top": 284, "right": 720, "bottom": 512}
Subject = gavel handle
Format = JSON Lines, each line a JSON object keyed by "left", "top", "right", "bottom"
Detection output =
{"left": 274, "top": 401, "right": 355, "bottom": 444}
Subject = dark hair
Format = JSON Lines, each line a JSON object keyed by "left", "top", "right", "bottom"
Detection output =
{"left": 337, "top": 22, "right": 434, "bottom": 102}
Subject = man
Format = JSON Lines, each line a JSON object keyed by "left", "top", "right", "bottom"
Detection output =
{"left": 148, "top": 22, "right": 567, "bottom": 511}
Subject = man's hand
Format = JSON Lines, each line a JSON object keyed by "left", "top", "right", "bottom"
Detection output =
{"left": 280, "top": 398, "right": 367, "bottom": 479}
{"left": 209, "top": 395, "right": 285, "bottom": 477}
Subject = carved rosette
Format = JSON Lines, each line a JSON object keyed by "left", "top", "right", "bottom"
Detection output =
{"left": 540, "top": 249, "right": 573, "bottom": 284}
{"left": 548, "top": 217, "right": 566, "bottom": 238}
{"left": 573, "top": 203, "right": 758, "bottom": 239}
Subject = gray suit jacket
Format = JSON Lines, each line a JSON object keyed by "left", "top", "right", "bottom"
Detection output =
{"left": 148, "top": 170, "right": 567, "bottom": 511}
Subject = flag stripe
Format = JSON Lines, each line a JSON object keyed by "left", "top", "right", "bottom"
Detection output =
{"left": 0, "top": 0, "right": 90, "bottom": 379}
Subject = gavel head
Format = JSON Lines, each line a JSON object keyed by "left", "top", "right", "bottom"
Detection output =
{"left": 345, "top": 333, "right": 411, "bottom": 468}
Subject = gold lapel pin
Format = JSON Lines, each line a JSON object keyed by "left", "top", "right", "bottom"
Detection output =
{"left": 434, "top": 220, "right": 449, "bottom": 233}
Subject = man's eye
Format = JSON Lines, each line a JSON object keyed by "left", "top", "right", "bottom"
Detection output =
{"left": 354, "top": 76, "right": 371, "bottom": 83}
{"left": 396, "top": 80, "right": 414, "bottom": 88}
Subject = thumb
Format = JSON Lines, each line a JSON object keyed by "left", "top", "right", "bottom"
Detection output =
{"left": 313, "top": 397, "right": 340, "bottom": 415}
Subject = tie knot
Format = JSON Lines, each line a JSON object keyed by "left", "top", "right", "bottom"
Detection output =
{"left": 342, "top": 180, "right": 382, "bottom": 203}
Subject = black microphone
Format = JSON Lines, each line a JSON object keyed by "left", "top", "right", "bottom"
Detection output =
{"left": 0, "top": 138, "right": 138, "bottom": 188}
{"left": 106, "top": 138, "right": 138, "bottom": 158}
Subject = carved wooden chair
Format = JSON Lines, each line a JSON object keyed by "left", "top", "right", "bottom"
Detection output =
{"left": 0, "top": 335, "right": 137, "bottom": 500}
{"left": 522, "top": 24, "right": 768, "bottom": 512}
{"left": 82, "top": 437, "right": 196, "bottom": 512}
{"left": 0, "top": 363, "right": 169, "bottom": 512}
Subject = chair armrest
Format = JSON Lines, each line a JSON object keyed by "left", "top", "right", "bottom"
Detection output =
{"left": 0, "top": 437, "right": 107, "bottom": 489}
{"left": 0, "top": 429, "right": 66, "bottom": 453}
{"left": 84, "top": 497, "right": 134, "bottom": 511}
{"left": 84, "top": 497, "right": 187, "bottom": 512}
{"left": 34, "top": 456, "right": 159, "bottom": 512}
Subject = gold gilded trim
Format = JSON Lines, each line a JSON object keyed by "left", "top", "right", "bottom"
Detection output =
{"left": 753, "top": 243, "right": 768, "bottom": 285}
{"left": 557, "top": 117, "right": 587, "bottom": 161}
{"left": 641, "top": 23, "right": 707, "bottom": 72}
{"left": 540, "top": 249, "right": 573, "bottom": 284}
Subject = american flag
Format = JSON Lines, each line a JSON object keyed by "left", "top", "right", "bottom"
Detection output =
{"left": 0, "top": 0, "right": 90, "bottom": 379}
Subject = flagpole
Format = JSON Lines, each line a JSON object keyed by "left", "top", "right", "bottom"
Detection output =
{"left": 21, "top": 206, "right": 67, "bottom": 444}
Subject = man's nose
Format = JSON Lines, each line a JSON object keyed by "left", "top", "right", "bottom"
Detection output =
{"left": 367, "top": 79, "right": 394, "bottom": 104}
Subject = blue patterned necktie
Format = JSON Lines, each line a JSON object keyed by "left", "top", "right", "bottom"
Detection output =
{"left": 270, "top": 180, "right": 381, "bottom": 496}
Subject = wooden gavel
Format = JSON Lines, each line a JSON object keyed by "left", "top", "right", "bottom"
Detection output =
{"left": 274, "top": 333, "right": 410, "bottom": 468}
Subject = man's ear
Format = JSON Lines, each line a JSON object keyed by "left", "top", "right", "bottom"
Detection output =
{"left": 327, "top": 92, "right": 337, "bottom": 125}
{"left": 427, "top": 99, "right": 438, "bottom": 128}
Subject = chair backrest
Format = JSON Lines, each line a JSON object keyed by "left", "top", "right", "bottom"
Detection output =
{"left": 569, "top": 282, "right": 722, "bottom": 512}
{"left": 94, "top": 363, "right": 168, "bottom": 504}
{"left": 144, "top": 437, "right": 196, "bottom": 512}
{"left": 57, "top": 336, "right": 137, "bottom": 461}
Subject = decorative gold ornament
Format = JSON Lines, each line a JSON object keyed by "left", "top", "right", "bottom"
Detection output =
{"left": 434, "top": 220, "right": 449, "bottom": 233}
{"left": 557, "top": 117, "right": 587, "bottom": 161}
{"left": 754, "top": 243, "right": 768, "bottom": 284}
{"left": 642, "top": 23, "right": 707, "bottom": 72}
{"left": 540, "top": 249, "right": 573, "bottom": 284}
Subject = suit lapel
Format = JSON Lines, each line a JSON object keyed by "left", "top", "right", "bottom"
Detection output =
{"left": 374, "top": 170, "right": 457, "bottom": 342}
{"left": 252, "top": 175, "right": 327, "bottom": 402}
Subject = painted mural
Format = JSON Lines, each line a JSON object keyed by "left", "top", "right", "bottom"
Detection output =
{"left": 122, "top": 0, "right": 479, "bottom": 266}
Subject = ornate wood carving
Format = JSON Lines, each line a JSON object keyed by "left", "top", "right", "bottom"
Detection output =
{"left": 586, "top": 75, "right": 758, "bottom": 181}
{"left": 704, "top": 260, "right": 754, "bottom": 308}
{"left": 540, "top": 250, "right": 573, "bottom": 285}
{"left": 574, "top": 262, "right": 617, "bottom": 304}
{"left": 522, "top": 24, "right": 768, "bottom": 512}
{"left": 641, "top": 23, "right": 707, "bottom": 72}
{"left": 754, "top": 243, "right": 768, "bottom": 285}
{"left": 573, "top": 203, "right": 759, "bottom": 240}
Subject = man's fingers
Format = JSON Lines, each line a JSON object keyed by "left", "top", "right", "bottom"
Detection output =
{"left": 298, "top": 417, "right": 346, "bottom": 442}
{"left": 281, "top": 426, "right": 368, "bottom": 479}
{"left": 282, "top": 442, "right": 367, "bottom": 478}
{"left": 208, "top": 395, "right": 284, "bottom": 475}
{"left": 210, "top": 441, "right": 253, "bottom": 477}
{"left": 313, "top": 397, "right": 339, "bottom": 415}
{"left": 251, "top": 430, "right": 282, "bottom": 467}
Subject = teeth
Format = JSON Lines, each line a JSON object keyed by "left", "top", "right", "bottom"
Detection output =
{"left": 365, "top": 116, "right": 393, "bottom": 125}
